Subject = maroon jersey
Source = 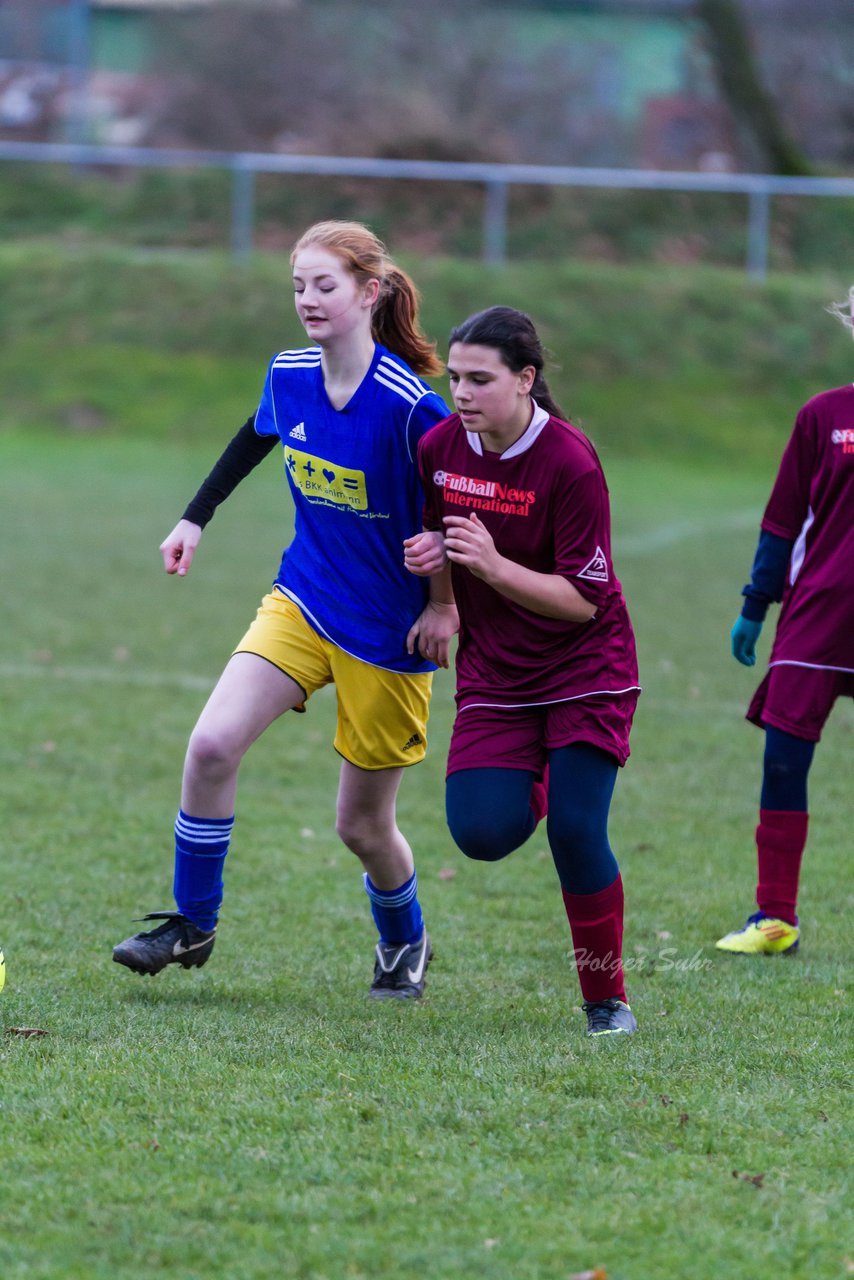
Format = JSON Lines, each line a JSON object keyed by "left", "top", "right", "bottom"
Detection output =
{"left": 419, "top": 403, "right": 640, "bottom": 708}
{"left": 763, "top": 385, "right": 854, "bottom": 673}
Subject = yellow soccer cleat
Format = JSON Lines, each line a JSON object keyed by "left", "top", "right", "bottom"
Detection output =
{"left": 716, "top": 912, "right": 799, "bottom": 955}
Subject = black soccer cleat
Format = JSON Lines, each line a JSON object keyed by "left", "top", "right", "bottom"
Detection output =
{"left": 369, "top": 930, "right": 432, "bottom": 999}
{"left": 112, "top": 911, "right": 216, "bottom": 976}
{"left": 582, "top": 998, "right": 637, "bottom": 1037}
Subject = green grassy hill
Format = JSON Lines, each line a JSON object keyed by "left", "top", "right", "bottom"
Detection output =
{"left": 1, "top": 245, "right": 851, "bottom": 473}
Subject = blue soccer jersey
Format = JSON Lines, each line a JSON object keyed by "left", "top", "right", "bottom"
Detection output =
{"left": 254, "top": 343, "right": 450, "bottom": 672}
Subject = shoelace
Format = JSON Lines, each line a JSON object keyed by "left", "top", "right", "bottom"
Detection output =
{"left": 582, "top": 999, "right": 622, "bottom": 1030}
{"left": 744, "top": 912, "right": 797, "bottom": 929}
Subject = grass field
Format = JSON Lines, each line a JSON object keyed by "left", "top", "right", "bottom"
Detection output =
{"left": 1, "top": 245, "right": 851, "bottom": 1277}
{"left": 1, "top": 420, "right": 851, "bottom": 1278}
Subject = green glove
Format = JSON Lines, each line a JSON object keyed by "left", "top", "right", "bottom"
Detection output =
{"left": 731, "top": 616, "right": 762, "bottom": 666}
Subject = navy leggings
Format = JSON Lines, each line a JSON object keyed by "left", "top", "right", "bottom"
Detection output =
{"left": 760, "top": 726, "right": 815, "bottom": 812}
{"left": 445, "top": 741, "right": 620, "bottom": 896}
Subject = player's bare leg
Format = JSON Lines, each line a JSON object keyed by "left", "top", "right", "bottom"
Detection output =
{"left": 335, "top": 760, "right": 412, "bottom": 886}
{"left": 182, "top": 652, "right": 306, "bottom": 816}
{"left": 336, "top": 760, "right": 432, "bottom": 998}
{"left": 113, "top": 654, "right": 305, "bottom": 976}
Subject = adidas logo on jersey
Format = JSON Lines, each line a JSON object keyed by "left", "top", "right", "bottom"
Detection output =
{"left": 402, "top": 733, "right": 423, "bottom": 751}
{"left": 289, "top": 421, "right": 307, "bottom": 441}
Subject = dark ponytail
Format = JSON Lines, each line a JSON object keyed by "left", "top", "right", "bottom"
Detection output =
{"left": 448, "top": 306, "right": 566, "bottom": 420}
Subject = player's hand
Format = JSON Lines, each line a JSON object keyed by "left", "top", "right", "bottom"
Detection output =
{"left": 403, "top": 530, "right": 447, "bottom": 577}
{"left": 160, "top": 519, "right": 203, "bottom": 577}
{"left": 406, "top": 600, "right": 459, "bottom": 668}
{"left": 443, "top": 512, "right": 502, "bottom": 581}
{"left": 731, "top": 615, "right": 762, "bottom": 666}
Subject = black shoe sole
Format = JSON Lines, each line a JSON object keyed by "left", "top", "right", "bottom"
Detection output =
{"left": 112, "top": 944, "right": 214, "bottom": 976}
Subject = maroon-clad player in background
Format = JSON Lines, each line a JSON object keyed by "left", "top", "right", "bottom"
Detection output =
{"left": 405, "top": 306, "right": 641, "bottom": 1038}
{"left": 717, "top": 286, "right": 854, "bottom": 956}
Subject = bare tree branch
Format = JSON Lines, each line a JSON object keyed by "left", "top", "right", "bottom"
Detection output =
{"left": 696, "top": 0, "right": 813, "bottom": 174}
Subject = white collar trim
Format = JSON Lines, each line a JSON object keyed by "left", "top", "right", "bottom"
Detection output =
{"left": 465, "top": 399, "right": 550, "bottom": 460}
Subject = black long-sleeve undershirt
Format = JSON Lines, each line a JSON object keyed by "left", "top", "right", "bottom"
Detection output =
{"left": 740, "top": 528, "right": 794, "bottom": 622}
{"left": 182, "top": 416, "right": 278, "bottom": 528}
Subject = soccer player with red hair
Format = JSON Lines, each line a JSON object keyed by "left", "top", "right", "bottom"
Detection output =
{"left": 113, "top": 221, "right": 454, "bottom": 997}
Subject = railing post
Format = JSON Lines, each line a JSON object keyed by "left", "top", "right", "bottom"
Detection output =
{"left": 483, "top": 180, "right": 508, "bottom": 266}
{"left": 231, "top": 162, "right": 256, "bottom": 261}
{"left": 66, "top": 0, "right": 92, "bottom": 146}
{"left": 746, "top": 186, "right": 770, "bottom": 282}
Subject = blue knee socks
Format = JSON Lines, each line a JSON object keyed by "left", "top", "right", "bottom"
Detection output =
{"left": 363, "top": 871, "right": 424, "bottom": 945}
{"left": 173, "top": 810, "right": 233, "bottom": 932}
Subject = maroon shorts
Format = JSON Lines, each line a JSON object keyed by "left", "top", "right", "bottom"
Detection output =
{"left": 747, "top": 663, "right": 854, "bottom": 742}
{"left": 446, "top": 693, "right": 638, "bottom": 777}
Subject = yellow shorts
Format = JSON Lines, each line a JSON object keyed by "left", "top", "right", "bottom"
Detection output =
{"left": 234, "top": 591, "right": 432, "bottom": 771}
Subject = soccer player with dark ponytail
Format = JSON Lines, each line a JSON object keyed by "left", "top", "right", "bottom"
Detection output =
{"left": 716, "top": 286, "right": 854, "bottom": 956}
{"left": 405, "top": 306, "right": 641, "bottom": 1037}
{"left": 113, "top": 221, "right": 454, "bottom": 998}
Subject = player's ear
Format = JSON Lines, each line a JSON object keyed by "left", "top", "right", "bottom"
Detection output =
{"left": 362, "top": 278, "right": 381, "bottom": 308}
{"left": 519, "top": 365, "right": 536, "bottom": 395}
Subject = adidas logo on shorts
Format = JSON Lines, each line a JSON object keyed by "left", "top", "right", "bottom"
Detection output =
{"left": 402, "top": 733, "right": 423, "bottom": 751}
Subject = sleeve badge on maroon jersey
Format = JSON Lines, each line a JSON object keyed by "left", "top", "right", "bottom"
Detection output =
{"left": 577, "top": 547, "right": 609, "bottom": 582}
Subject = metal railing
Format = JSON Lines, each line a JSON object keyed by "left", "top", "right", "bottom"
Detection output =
{"left": 2, "top": 139, "right": 853, "bottom": 279}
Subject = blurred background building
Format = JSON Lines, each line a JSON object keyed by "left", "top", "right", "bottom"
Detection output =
{"left": 0, "top": 0, "right": 851, "bottom": 172}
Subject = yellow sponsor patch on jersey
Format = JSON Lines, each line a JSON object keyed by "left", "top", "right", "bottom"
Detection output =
{"left": 285, "top": 447, "right": 368, "bottom": 511}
